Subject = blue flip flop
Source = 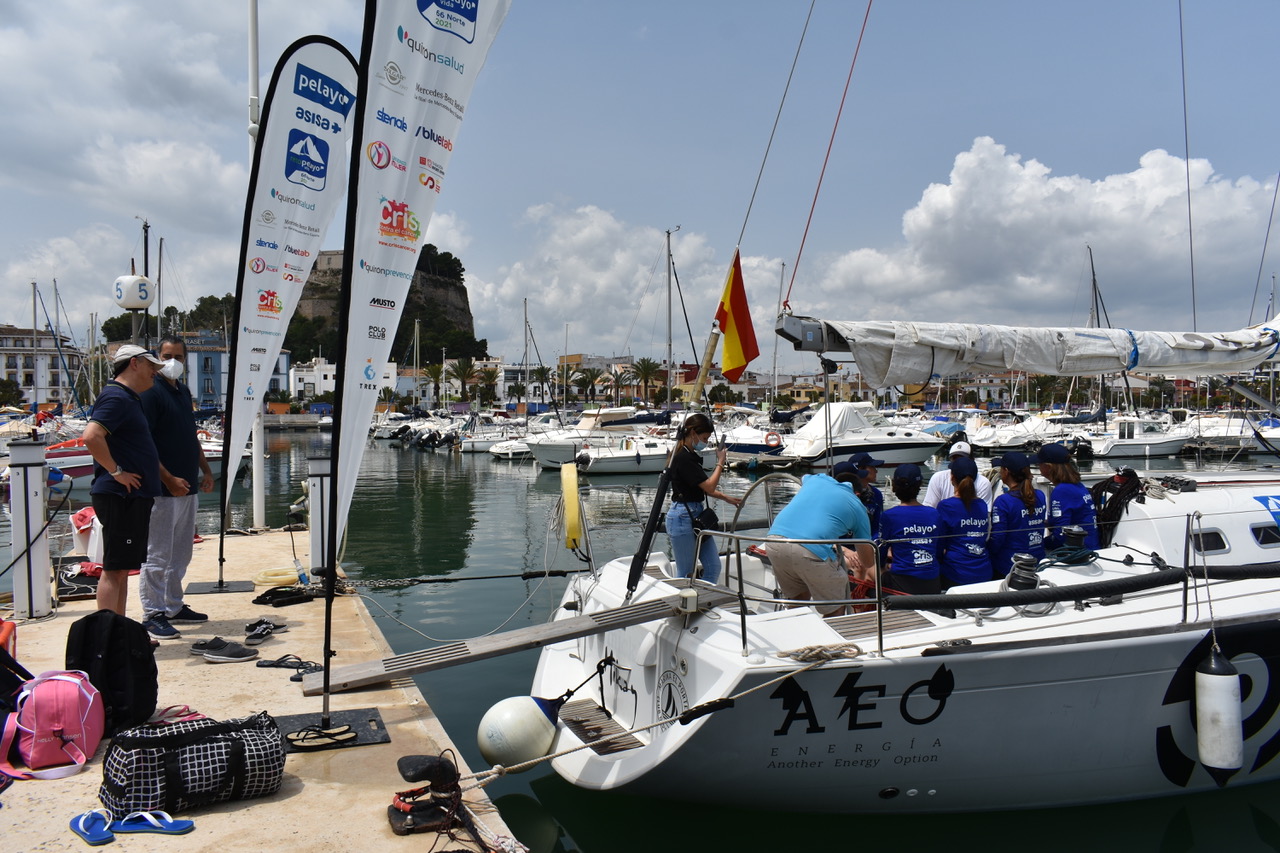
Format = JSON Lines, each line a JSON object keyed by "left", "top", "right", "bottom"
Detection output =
{"left": 109, "top": 810, "right": 195, "bottom": 835}
{"left": 69, "top": 809, "right": 115, "bottom": 846}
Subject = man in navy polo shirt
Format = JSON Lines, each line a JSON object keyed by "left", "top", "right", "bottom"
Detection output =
{"left": 138, "top": 336, "right": 214, "bottom": 640}
{"left": 82, "top": 344, "right": 163, "bottom": 615}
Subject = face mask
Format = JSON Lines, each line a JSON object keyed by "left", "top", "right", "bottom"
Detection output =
{"left": 160, "top": 358, "right": 184, "bottom": 380}
{"left": 693, "top": 440, "right": 708, "bottom": 452}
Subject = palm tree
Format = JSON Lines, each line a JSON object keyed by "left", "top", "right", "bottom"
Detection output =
{"left": 531, "top": 366, "right": 552, "bottom": 406}
{"left": 378, "top": 386, "right": 398, "bottom": 409}
{"left": 609, "top": 366, "right": 635, "bottom": 405}
{"left": 424, "top": 363, "right": 445, "bottom": 406}
{"left": 509, "top": 382, "right": 526, "bottom": 407}
{"left": 477, "top": 367, "right": 500, "bottom": 404}
{"left": 630, "top": 357, "right": 662, "bottom": 406}
{"left": 448, "top": 357, "right": 478, "bottom": 403}
{"left": 576, "top": 367, "right": 604, "bottom": 406}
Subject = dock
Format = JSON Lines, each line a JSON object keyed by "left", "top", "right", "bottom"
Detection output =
{"left": 1, "top": 530, "right": 515, "bottom": 852}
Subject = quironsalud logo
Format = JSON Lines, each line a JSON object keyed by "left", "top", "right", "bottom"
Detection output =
{"left": 417, "top": 0, "right": 478, "bottom": 44}
{"left": 363, "top": 361, "right": 377, "bottom": 381}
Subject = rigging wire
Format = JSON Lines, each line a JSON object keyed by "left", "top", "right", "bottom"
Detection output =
{"left": 782, "top": 0, "right": 874, "bottom": 313}
{"left": 734, "top": 0, "right": 817, "bottom": 249}
{"left": 1248, "top": 170, "right": 1280, "bottom": 326}
{"left": 1177, "top": 0, "right": 1198, "bottom": 331}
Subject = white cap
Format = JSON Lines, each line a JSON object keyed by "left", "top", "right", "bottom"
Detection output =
{"left": 949, "top": 441, "right": 973, "bottom": 457}
{"left": 112, "top": 344, "right": 164, "bottom": 366}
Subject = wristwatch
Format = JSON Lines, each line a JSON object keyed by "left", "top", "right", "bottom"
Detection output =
{"left": 110, "top": 466, "right": 124, "bottom": 477}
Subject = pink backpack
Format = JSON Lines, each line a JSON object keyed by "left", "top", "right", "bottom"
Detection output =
{"left": 0, "top": 670, "right": 105, "bottom": 779}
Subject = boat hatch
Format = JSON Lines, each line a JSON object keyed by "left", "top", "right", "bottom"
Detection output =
{"left": 825, "top": 609, "right": 934, "bottom": 642}
{"left": 559, "top": 699, "right": 645, "bottom": 754}
{"left": 1191, "top": 529, "right": 1228, "bottom": 554}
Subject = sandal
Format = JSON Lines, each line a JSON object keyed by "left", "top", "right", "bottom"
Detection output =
{"left": 69, "top": 809, "right": 115, "bottom": 846}
{"left": 286, "top": 725, "right": 358, "bottom": 751}
{"left": 290, "top": 662, "right": 324, "bottom": 682}
{"left": 109, "top": 810, "right": 195, "bottom": 835}
{"left": 255, "top": 653, "right": 304, "bottom": 669}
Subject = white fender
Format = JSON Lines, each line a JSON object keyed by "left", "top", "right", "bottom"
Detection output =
{"left": 1195, "top": 646, "right": 1243, "bottom": 787}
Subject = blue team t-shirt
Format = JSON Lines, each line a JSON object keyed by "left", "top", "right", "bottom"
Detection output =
{"left": 937, "top": 496, "right": 992, "bottom": 586}
{"left": 879, "top": 503, "right": 939, "bottom": 579}
{"left": 989, "top": 490, "right": 1047, "bottom": 577}
{"left": 1046, "top": 482, "right": 1100, "bottom": 550}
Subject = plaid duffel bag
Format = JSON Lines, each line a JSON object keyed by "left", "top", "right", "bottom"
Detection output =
{"left": 99, "top": 711, "right": 285, "bottom": 818}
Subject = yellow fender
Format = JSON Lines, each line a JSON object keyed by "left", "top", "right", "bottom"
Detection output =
{"left": 561, "top": 463, "right": 582, "bottom": 550}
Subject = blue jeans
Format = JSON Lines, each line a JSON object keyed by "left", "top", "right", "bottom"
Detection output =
{"left": 667, "top": 502, "right": 721, "bottom": 584}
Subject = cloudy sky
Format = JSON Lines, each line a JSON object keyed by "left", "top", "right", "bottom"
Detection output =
{"left": 3, "top": 0, "right": 1279, "bottom": 381}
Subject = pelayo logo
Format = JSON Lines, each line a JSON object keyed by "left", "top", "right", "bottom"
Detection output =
{"left": 417, "top": 0, "right": 479, "bottom": 44}
{"left": 293, "top": 63, "right": 355, "bottom": 118}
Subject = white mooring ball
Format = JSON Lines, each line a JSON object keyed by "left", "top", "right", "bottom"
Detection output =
{"left": 477, "top": 696, "right": 559, "bottom": 768}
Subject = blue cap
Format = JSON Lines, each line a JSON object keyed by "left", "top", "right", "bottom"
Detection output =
{"left": 893, "top": 463, "right": 924, "bottom": 485}
{"left": 1033, "top": 443, "right": 1072, "bottom": 464}
{"left": 832, "top": 460, "right": 859, "bottom": 479}
{"left": 850, "top": 452, "right": 886, "bottom": 468}
{"left": 991, "top": 451, "right": 1031, "bottom": 471}
{"left": 948, "top": 456, "right": 978, "bottom": 480}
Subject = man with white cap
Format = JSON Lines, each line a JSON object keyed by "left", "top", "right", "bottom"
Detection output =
{"left": 923, "top": 440, "right": 992, "bottom": 508}
{"left": 82, "top": 344, "right": 164, "bottom": 615}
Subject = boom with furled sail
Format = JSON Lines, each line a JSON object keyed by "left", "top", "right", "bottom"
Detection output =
{"left": 776, "top": 313, "right": 1280, "bottom": 388}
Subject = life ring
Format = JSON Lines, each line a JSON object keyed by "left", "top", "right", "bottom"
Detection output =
{"left": 764, "top": 432, "right": 782, "bottom": 448}
{"left": 197, "top": 430, "right": 212, "bottom": 440}
{"left": 561, "top": 463, "right": 582, "bottom": 550}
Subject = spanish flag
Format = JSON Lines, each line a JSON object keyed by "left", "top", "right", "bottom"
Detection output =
{"left": 714, "top": 248, "right": 759, "bottom": 383}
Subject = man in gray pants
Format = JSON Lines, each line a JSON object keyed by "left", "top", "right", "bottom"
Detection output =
{"left": 139, "top": 335, "right": 214, "bottom": 639}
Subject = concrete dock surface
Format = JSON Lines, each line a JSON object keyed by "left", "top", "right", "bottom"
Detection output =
{"left": 1, "top": 529, "right": 517, "bottom": 852}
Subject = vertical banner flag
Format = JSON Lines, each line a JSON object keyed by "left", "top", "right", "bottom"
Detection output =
{"left": 222, "top": 37, "right": 358, "bottom": 515}
{"left": 330, "top": 0, "right": 511, "bottom": 543}
{"left": 716, "top": 249, "right": 760, "bottom": 383}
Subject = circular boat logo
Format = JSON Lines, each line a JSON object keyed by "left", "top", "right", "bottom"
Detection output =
{"left": 656, "top": 670, "right": 688, "bottom": 728}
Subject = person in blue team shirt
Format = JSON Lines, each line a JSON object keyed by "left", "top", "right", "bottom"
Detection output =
{"left": 1033, "top": 443, "right": 1100, "bottom": 550}
{"left": 877, "top": 463, "right": 940, "bottom": 595}
{"left": 936, "top": 456, "right": 992, "bottom": 587}
{"left": 988, "top": 451, "right": 1047, "bottom": 578}
{"left": 849, "top": 452, "right": 885, "bottom": 537}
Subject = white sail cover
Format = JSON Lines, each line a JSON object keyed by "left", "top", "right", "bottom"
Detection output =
{"left": 804, "top": 317, "right": 1280, "bottom": 388}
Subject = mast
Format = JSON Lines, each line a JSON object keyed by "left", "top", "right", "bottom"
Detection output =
{"left": 773, "top": 261, "right": 784, "bottom": 406}
{"left": 665, "top": 227, "right": 673, "bottom": 408}
{"left": 31, "top": 282, "right": 39, "bottom": 415}
{"left": 522, "top": 298, "right": 529, "bottom": 411}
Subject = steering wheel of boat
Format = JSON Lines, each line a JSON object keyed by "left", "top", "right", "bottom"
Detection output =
{"left": 732, "top": 471, "right": 803, "bottom": 531}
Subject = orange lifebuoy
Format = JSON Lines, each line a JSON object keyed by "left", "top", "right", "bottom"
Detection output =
{"left": 765, "top": 432, "right": 782, "bottom": 448}
{"left": 197, "top": 430, "right": 212, "bottom": 440}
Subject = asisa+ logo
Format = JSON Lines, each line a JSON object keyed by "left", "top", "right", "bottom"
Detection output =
{"left": 417, "top": 0, "right": 479, "bottom": 44}
{"left": 367, "top": 140, "right": 392, "bottom": 170}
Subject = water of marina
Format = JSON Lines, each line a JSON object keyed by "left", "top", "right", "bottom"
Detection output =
{"left": 9, "top": 434, "right": 1280, "bottom": 852}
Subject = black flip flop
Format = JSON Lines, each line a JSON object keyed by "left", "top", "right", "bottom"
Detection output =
{"left": 290, "top": 662, "right": 324, "bottom": 682}
{"left": 255, "top": 654, "right": 304, "bottom": 669}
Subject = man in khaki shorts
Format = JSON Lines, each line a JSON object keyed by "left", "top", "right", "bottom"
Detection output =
{"left": 764, "top": 461, "right": 873, "bottom": 616}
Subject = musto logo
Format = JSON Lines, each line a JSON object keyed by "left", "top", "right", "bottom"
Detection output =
{"left": 367, "top": 140, "right": 392, "bottom": 170}
{"left": 257, "top": 289, "right": 283, "bottom": 315}
{"left": 380, "top": 197, "right": 421, "bottom": 243}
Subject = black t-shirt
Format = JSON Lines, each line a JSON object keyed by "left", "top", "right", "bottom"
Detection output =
{"left": 669, "top": 445, "right": 709, "bottom": 503}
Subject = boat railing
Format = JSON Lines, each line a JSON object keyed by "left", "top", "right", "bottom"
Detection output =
{"left": 702, "top": 527, "right": 891, "bottom": 657}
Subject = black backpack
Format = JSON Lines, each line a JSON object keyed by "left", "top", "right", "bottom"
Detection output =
{"left": 65, "top": 612, "right": 158, "bottom": 736}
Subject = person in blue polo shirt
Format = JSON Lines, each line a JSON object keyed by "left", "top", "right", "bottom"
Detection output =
{"left": 988, "top": 450, "right": 1047, "bottom": 578}
{"left": 1034, "top": 443, "right": 1100, "bottom": 550}
{"left": 81, "top": 344, "right": 164, "bottom": 616}
{"left": 936, "top": 456, "right": 991, "bottom": 587}
{"left": 138, "top": 336, "right": 215, "bottom": 640}
{"left": 878, "top": 463, "right": 940, "bottom": 595}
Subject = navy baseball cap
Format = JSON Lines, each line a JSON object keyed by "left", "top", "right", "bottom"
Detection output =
{"left": 1033, "top": 443, "right": 1072, "bottom": 464}
{"left": 850, "top": 452, "right": 886, "bottom": 468}
{"left": 832, "top": 460, "right": 859, "bottom": 479}
{"left": 893, "top": 463, "right": 924, "bottom": 485}
{"left": 991, "top": 451, "right": 1032, "bottom": 471}
{"left": 948, "top": 456, "right": 979, "bottom": 480}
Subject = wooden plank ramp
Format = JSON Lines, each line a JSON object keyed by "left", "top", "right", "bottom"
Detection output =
{"left": 302, "top": 586, "right": 738, "bottom": 695}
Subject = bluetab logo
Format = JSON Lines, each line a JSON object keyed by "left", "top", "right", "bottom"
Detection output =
{"left": 418, "top": 0, "right": 478, "bottom": 44}
{"left": 285, "top": 129, "right": 329, "bottom": 190}
{"left": 294, "top": 63, "right": 355, "bottom": 117}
